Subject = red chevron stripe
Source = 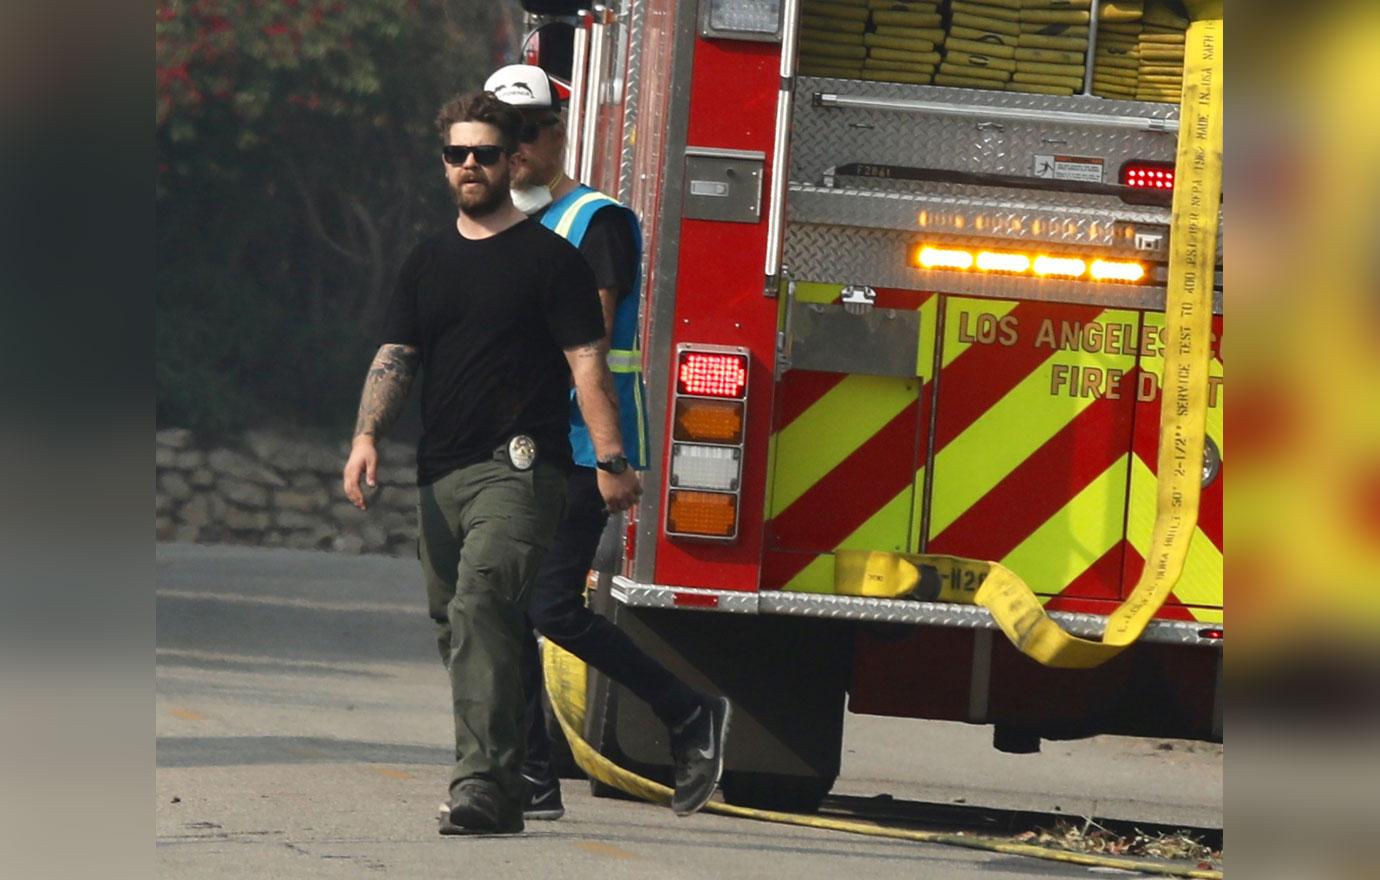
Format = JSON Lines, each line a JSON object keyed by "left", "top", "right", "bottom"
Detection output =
{"left": 930, "top": 373, "right": 1134, "bottom": 562}
{"left": 768, "top": 396, "right": 923, "bottom": 555}
{"left": 1058, "top": 539, "right": 1128, "bottom": 602}
{"left": 873, "top": 288, "right": 931, "bottom": 311}
{"left": 773, "top": 370, "right": 849, "bottom": 432}
{"left": 760, "top": 549, "right": 816, "bottom": 591}
{"left": 932, "top": 301, "right": 1096, "bottom": 452}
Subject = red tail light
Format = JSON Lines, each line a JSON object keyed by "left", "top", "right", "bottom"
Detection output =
{"left": 667, "top": 345, "right": 749, "bottom": 542}
{"left": 677, "top": 351, "right": 748, "bottom": 399}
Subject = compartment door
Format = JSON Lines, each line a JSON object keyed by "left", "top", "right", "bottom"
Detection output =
{"left": 923, "top": 297, "right": 1138, "bottom": 607}
{"left": 762, "top": 282, "right": 938, "bottom": 592}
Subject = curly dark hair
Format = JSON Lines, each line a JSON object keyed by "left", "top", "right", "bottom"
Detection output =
{"left": 434, "top": 91, "right": 523, "bottom": 153}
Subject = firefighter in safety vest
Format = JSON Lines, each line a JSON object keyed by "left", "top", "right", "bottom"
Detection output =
{"left": 484, "top": 64, "right": 732, "bottom": 821}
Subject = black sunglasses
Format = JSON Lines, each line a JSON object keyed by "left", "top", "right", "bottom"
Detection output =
{"left": 442, "top": 144, "right": 508, "bottom": 166}
{"left": 518, "top": 116, "right": 561, "bottom": 144}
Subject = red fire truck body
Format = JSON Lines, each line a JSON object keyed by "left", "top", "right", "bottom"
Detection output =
{"left": 526, "top": 0, "right": 1222, "bottom": 811}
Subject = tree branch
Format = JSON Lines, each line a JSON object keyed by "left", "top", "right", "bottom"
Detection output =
{"left": 283, "top": 153, "right": 367, "bottom": 265}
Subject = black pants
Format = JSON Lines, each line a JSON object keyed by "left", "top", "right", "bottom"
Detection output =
{"left": 521, "top": 467, "right": 700, "bottom": 781}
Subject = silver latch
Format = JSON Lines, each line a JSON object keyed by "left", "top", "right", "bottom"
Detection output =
{"left": 840, "top": 285, "right": 877, "bottom": 315}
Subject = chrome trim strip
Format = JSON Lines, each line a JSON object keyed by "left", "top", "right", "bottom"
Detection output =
{"left": 1082, "top": 0, "right": 1101, "bottom": 97}
{"left": 566, "top": 15, "right": 591, "bottom": 180}
{"left": 580, "top": 6, "right": 610, "bottom": 185}
{"left": 813, "top": 93, "right": 1180, "bottom": 134}
{"left": 685, "top": 146, "right": 768, "bottom": 161}
{"left": 763, "top": 0, "right": 803, "bottom": 295}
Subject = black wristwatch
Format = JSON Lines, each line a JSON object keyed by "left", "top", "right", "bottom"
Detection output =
{"left": 596, "top": 454, "right": 630, "bottom": 475}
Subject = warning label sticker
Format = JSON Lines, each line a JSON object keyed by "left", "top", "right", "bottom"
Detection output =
{"left": 1032, "top": 154, "right": 1105, "bottom": 183}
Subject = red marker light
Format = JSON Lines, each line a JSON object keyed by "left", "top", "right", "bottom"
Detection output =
{"left": 1122, "top": 161, "right": 1176, "bottom": 191}
{"left": 677, "top": 351, "right": 748, "bottom": 399}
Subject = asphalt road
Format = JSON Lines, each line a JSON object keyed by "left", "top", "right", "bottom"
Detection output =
{"left": 155, "top": 543, "right": 1222, "bottom": 879}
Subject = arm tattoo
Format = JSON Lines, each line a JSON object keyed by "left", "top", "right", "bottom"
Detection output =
{"left": 353, "top": 344, "right": 420, "bottom": 440}
{"left": 568, "top": 342, "right": 619, "bottom": 410}
{"left": 567, "top": 340, "right": 624, "bottom": 457}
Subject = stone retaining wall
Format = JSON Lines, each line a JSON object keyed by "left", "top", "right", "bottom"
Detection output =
{"left": 155, "top": 428, "right": 419, "bottom": 556}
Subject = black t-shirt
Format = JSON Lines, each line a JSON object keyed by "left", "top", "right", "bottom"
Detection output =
{"left": 380, "top": 219, "right": 604, "bottom": 484}
{"left": 536, "top": 203, "right": 637, "bottom": 301}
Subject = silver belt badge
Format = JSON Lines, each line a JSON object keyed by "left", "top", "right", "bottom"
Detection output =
{"left": 507, "top": 435, "right": 537, "bottom": 471}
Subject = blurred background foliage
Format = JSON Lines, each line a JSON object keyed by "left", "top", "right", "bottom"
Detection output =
{"left": 156, "top": 0, "right": 524, "bottom": 437}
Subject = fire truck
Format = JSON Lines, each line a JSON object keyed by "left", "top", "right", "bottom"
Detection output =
{"left": 520, "top": 0, "right": 1223, "bottom": 812}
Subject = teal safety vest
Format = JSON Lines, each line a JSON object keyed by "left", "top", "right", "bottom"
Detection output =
{"left": 540, "top": 185, "right": 649, "bottom": 470}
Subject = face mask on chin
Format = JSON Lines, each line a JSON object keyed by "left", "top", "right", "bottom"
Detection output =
{"left": 510, "top": 184, "right": 553, "bottom": 215}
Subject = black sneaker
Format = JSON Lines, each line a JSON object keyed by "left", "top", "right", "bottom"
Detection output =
{"left": 668, "top": 695, "right": 731, "bottom": 816}
{"left": 439, "top": 779, "right": 524, "bottom": 836}
{"left": 522, "top": 773, "right": 565, "bottom": 821}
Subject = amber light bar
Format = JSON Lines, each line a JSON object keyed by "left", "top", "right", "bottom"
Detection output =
{"left": 911, "top": 245, "right": 1146, "bottom": 284}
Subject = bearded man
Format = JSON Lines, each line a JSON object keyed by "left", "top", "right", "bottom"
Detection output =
{"left": 341, "top": 90, "right": 640, "bottom": 835}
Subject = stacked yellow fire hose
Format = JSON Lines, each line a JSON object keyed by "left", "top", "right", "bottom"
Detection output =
{"left": 543, "top": 1, "right": 1221, "bottom": 874}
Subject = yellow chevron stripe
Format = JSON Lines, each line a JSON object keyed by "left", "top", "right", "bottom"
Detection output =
{"left": 794, "top": 281, "right": 843, "bottom": 304}
{"left": 928, "top": 303, "right": 1140, "bottom": 539}
{"left": 769, "top": 374, "right": 918, "bottom": 517}
{"left": 1000, "top": 458, "right": 1129, "bottom": 596}
{"left": 1128, "top": 457, "right": 1222, "bottom": 608}
{"left": 783, "top": 473, "right": 921, "bottom": 592}
{"left": 782, "top": 554, "right": 835, "bottom": 593}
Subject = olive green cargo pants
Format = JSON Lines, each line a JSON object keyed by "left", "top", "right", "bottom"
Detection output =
{"left": 418, "top": 458, "right": 566, "bottom": 811}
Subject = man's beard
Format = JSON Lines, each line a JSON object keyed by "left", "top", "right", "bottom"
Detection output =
{"left": 452, "top": 171, "right": 510, "bottom": 217}
{"left": 511, "top": 156, "right": 557, "bottom": 190}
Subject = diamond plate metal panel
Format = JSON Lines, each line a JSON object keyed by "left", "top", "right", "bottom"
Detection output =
{"left": 790, "top": 183, "right": 1170, "bottom": 253}
{"left": 617, "top": 0, "right": 644, "bottom": 205}
{"left": 791, "top": 77, "right": 1179, "bottom": 183}
{"left": 610, "top": 578, "right": 761, "bottom": 614}
{"left": 758, "top": 591, "right": 1222, "bottom": 648}
{"left": 607, "top": 577, "right": 1221, "bottom": 647}
{"left": 783, "top": 222, "right": 1224, "bottom": 312}
{"left": 780, "top": 76, "right": 1229, "bottom": 290}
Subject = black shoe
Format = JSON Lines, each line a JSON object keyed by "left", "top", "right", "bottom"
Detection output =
{"left": 439, "top": 779, "right": 524, "bottom": 835}
{"left": 522, "top": 773, "right": 565, "bottom": 821}
{"left": 668, "top": 695, "right": 731, "bottom": 816}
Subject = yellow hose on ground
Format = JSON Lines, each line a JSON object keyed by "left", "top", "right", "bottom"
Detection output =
{"left": 544, "top": 641, "right": 1222, "bottom": 879}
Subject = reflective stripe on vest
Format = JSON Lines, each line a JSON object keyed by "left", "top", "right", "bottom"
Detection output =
{"left": 607, "top": 348, "right": 642, "bottom": 373}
